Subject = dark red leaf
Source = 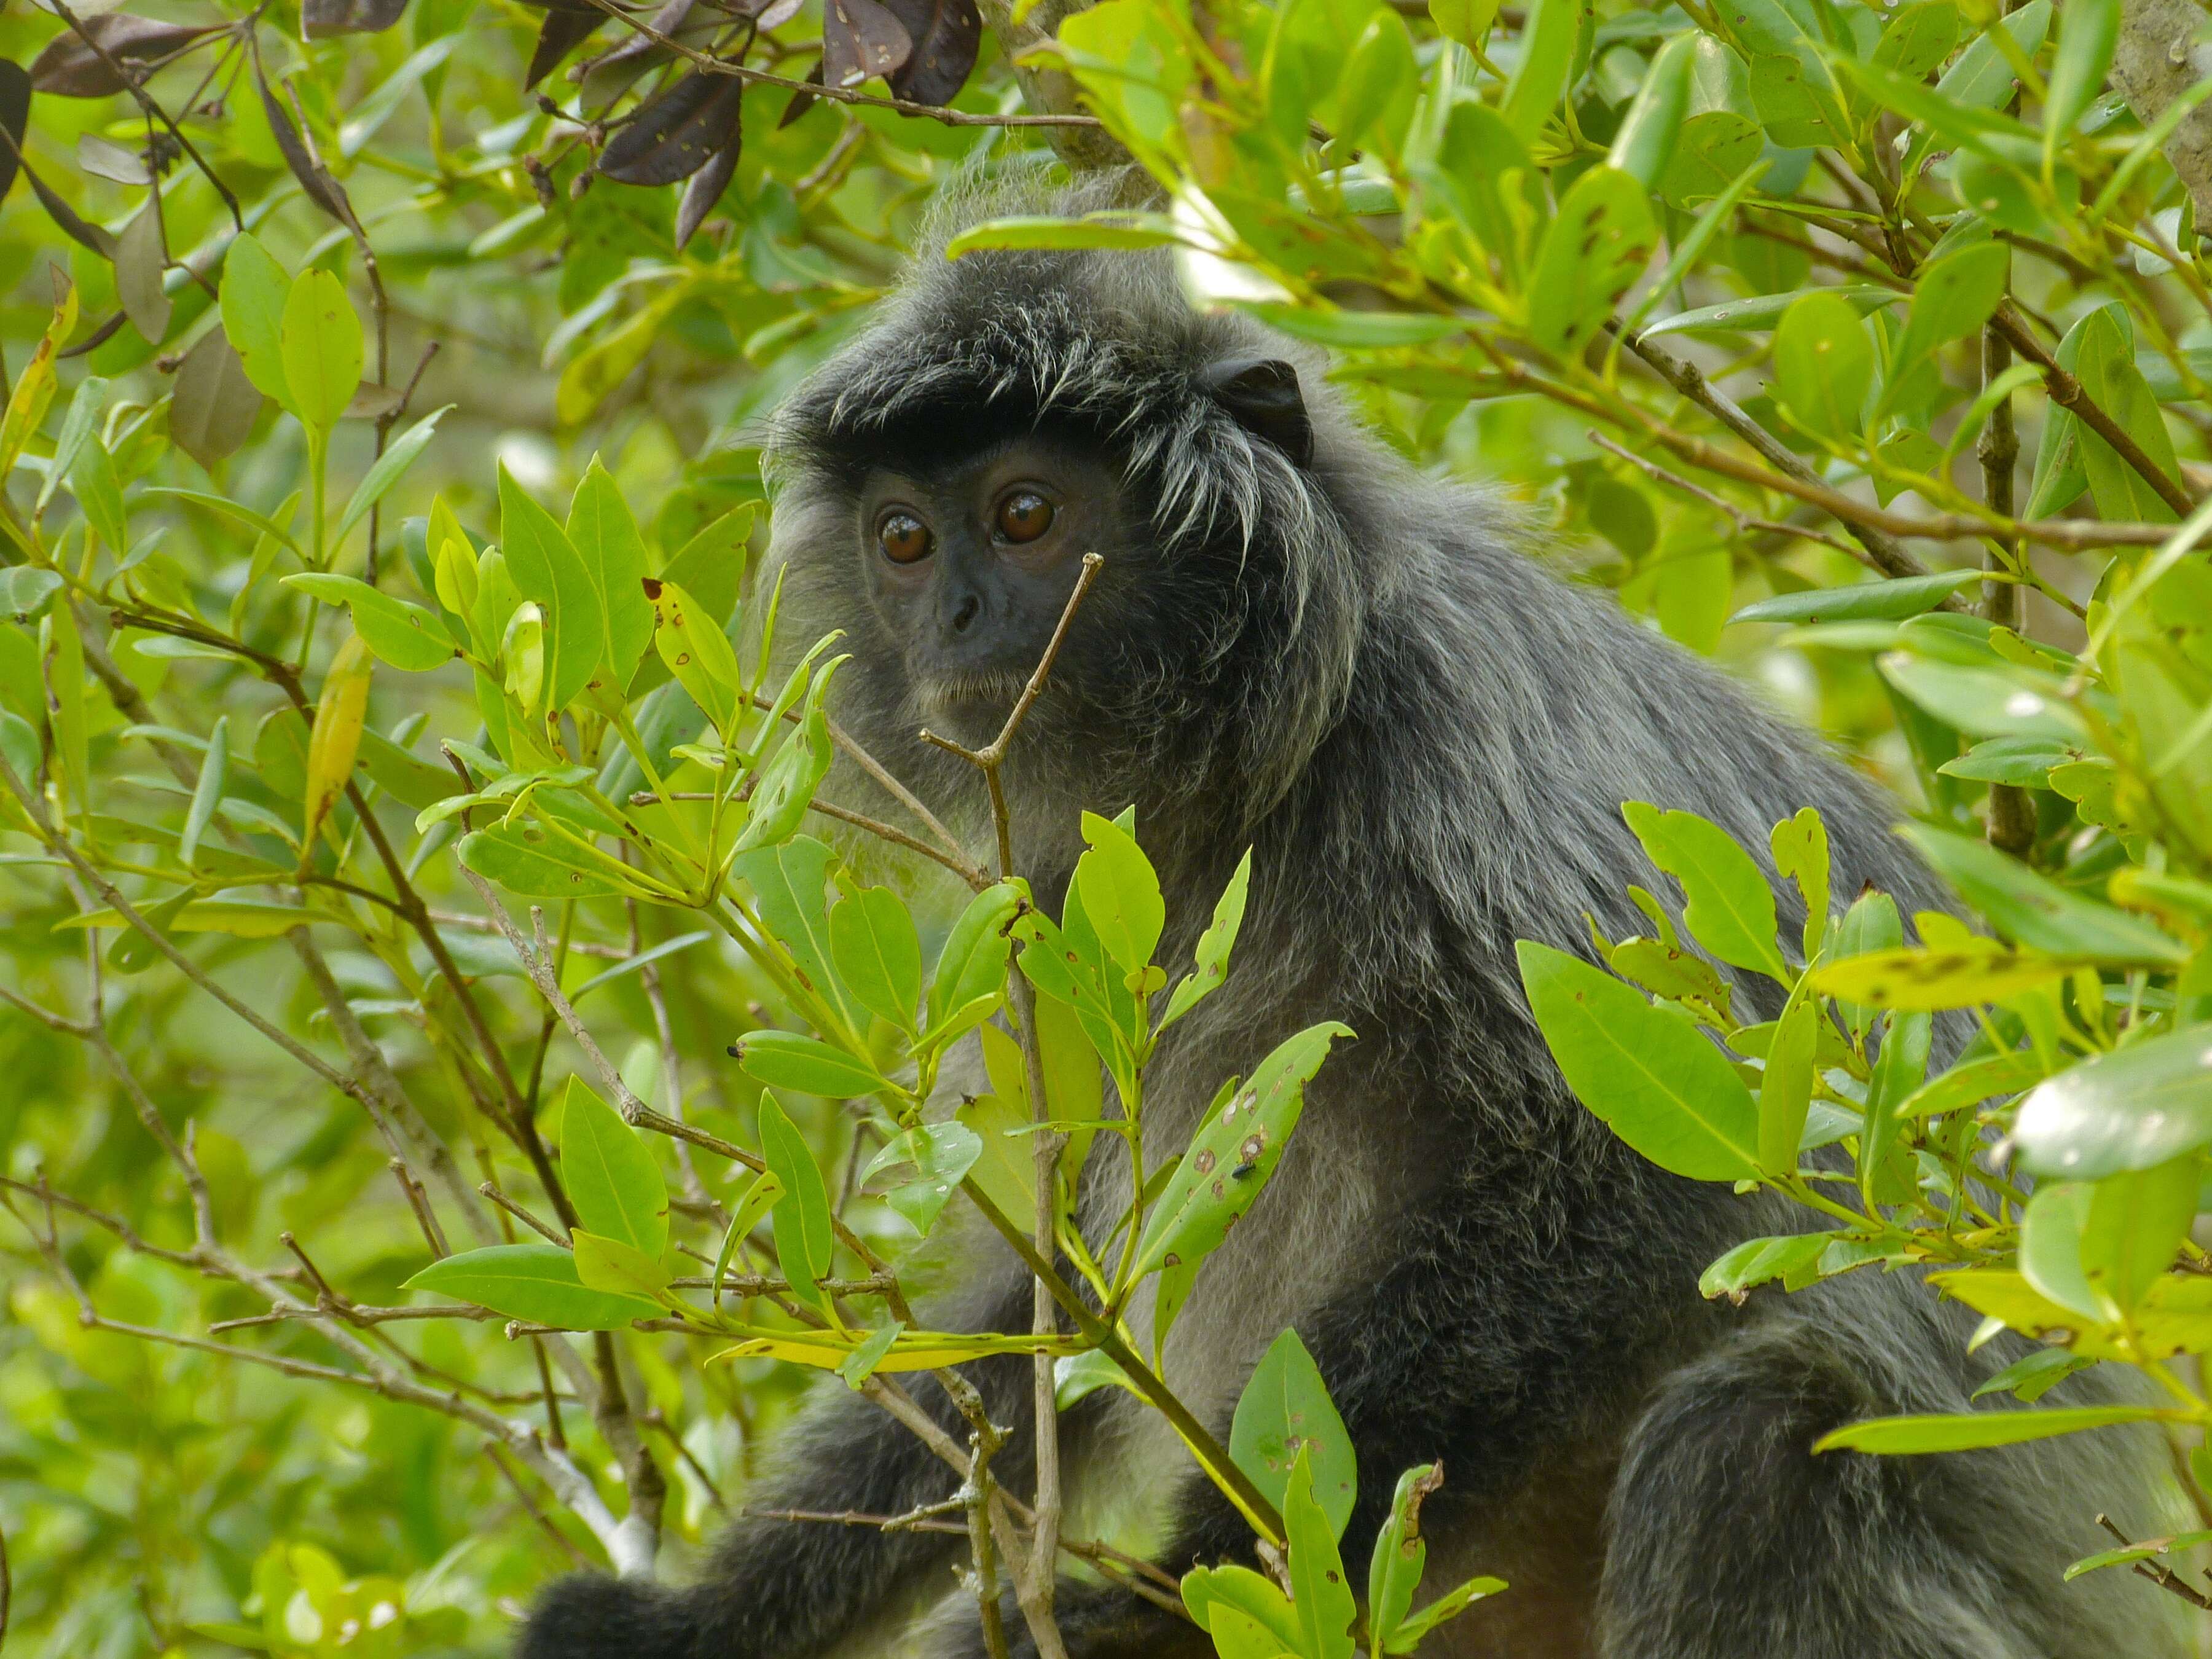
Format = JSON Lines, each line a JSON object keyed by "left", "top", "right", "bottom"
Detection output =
{"left": 170, "top": 329, "right": 265, "bottom": 471}
{"left": 879, "top": 0, "right": 976, "bottom": 104}
{"left": 576, "top": 0, "right": 703, "bottom": 111}
{"left": 820, "top": 0, "right": 911, "bottom": 90}
{"left": 302, "top": 0, "right": 412, "bottom": 38}
{"left": 29, "top": 15, "right": 221, "bottom": 98}
{"left": 673, "top": 119, "right": 739, "bottom": 247}
{"left": 252, "top": 50, "right": 364, "bottom": 233}
{"left": 777, "top": 61, "right": 823, "bottom": 128}
{"left": 527, "top": 7, "right": 606, "bottom": 90}
{"left": 598, "top": 69, "right": 743, "bottom": 185}
{"left": 0, "top": 60, "right": 26, "bottom": 206}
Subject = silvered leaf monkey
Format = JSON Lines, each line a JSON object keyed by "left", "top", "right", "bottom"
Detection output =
{"left": 522, "top": 182, "right": 2184, "bottom": 1659}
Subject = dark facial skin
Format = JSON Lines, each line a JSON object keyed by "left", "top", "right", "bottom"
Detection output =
{"left": 858, "top": 433, "right": 1126, "bottom": 726}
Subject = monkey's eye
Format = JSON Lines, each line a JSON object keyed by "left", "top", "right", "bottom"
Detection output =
{"left": 877, "top": 510, "right": 933, "bottom": 565}
{"left": 995, "top": 490, "right": 1054, "bottom": 544}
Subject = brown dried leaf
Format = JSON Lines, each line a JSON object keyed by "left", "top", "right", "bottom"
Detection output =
{"left": 576, "top": 0, "right": 704, "bottom": 111}
{"left": 21, "top": 154, "right": 117, "bottom": 258}
{"left": 253, "top": 52, "right": 363, "bottom": 233}
{"left": 343, "top": 382, "right": 406, "bottom": 420}
{"left": 170, "top": 329, "right": 264, "bottom": 470}
{"left": 752, "top": 0, "right": 804, "bottom": 25}
{"left": 597, "top": 69, "right": 744, "bottom": 184}
{"left": 821, "top": 0, "right": 912, "bottom": 90}
{"left": 879, "top": 0, "right": 976, "bottom": 104}
{"left": 77, "top": 132, "right": 154, "bottom": 185}
{"left": 674, "top": 120, "right": 739, "bottom": 247}
{"left": 114, "top": 203, "right": 172, "bottom": 343}
{"left": 29, "top": 16, "right": 222, "bottom": 98}
{"left": 302, "top": 0, "right": 412, "bottom": 37}
{"left": 528, "top": 7, "right": 607, "bottom": 90}
{"left": 0, "top": 60, "right": 26, "bottom": 207}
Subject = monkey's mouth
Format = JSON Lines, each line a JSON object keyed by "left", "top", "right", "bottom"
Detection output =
{"left": 920, "top": 669, "right": 1029, "bottom": 714}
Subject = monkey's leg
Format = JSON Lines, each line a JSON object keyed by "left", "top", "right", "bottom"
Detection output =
{"left": 517, "top": 1261, "right": 1038, "bottom": 1659}
{"left": 1593, "top": 1300, "right": 2189, "bottom": 1659}
{"left": 930, "top": 1160, "right": 1712, "bottom": 1659}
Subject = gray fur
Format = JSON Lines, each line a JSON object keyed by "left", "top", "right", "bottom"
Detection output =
{"left": 519, "top": 182, "right": 2190, "bottom": 1659}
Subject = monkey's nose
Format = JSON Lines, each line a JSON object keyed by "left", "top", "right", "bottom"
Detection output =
{"left": 949, "top": 592, "right": 981, "bottom": 635}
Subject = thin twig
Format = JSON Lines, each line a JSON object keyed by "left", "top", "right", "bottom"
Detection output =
{"left": 1587, "top": 432, "right": 1864, "bottom": 559}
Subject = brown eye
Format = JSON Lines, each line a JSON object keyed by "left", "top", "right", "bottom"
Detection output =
{"left": 877, "top": 510, "right": 933, "bottom": 565}
{"left": 995, "top": 490, "right": 1054, "bottom": 544}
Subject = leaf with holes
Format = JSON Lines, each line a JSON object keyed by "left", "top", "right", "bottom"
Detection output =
{"left": 1528, "top": 167, "right": 1656, "bottom": 358}
{"left": 598, "top": 70, "right": 746, "bottom": 184}
{"left": 822, "top": 0, "right": 914, "bottom": 89}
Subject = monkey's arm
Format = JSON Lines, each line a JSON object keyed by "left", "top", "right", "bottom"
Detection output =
{"left": 519, "top": 1249, "right": 1040, "bottom": 1659}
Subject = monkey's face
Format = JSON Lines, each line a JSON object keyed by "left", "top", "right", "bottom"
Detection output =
{"left": 854, "top": 431, "right": 1132, "bottom": 735}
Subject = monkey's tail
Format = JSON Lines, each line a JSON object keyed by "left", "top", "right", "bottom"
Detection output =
{"left": 516, "top": 1574, "right": 710, "bottom": 1659}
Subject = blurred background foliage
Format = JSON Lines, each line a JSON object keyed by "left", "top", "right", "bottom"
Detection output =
{"left": 6, "top": 0, "right": 2212, "bottom": 1647}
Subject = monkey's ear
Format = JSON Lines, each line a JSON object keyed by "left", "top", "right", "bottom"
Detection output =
{"left": 1202, "top": 356, "right": 1314, "bottom": 467}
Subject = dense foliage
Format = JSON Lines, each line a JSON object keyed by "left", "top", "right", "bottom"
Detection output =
{"left": 6, "top": 0, "right": 2212, "bottom": 1650}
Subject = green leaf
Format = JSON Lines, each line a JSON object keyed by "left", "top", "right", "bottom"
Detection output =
{"left": 735, "top": 1030, "right": 892, "bottom": 1100}
{"left": 2042, "top": 0, "right": 2117, "bottom": 161}
{"left": 69, "top": 435, "right": 127, "bottom": 554}
{"left": 1231, "top": 302, "right": 1462, "bottom": 349}
{"left": 281, "top": 574, "right": 455, "bottom": 673}
{"left": 926, "top": 880, "right": 1021, "bottom": 1032}
{"left": 1074, "top": 810, "right": 1165, "bottom": 978}
{"left": 2080, "top": 1155, "right": 2200, "bottom": 1317}
{"left": 1132, "top": 1022, "right": 1351, "bottom": 1341}
{"left": 1, "top": 566, "right": 62, "bottom": 620}
{"left": 1606, "top": 32, "right": 1696, "bottom": 186}
{"left": 499, "top": 465, "right": 602, "bottom": 712}
{"left": 734, "top": 836, "right": 857, "bottom": 1040}
{"left": 944, "top": 214, "right": 1180, "bottom": 257}
{"left": 733, "top": 659, "right": 839, "bottom": 856}
{"left": 1770, "top": 807, "right": 1830, "bottom": 961}
{"left": 828, "top": 884, "right": 924, "bottom": 1032}
{"left": 1529, "top": 167, "right": 1657, "bottom": 358}
{"left": 1387, "top": 1574, "right": 1508, "bottom": 1653}
{"left": 1182, "top": 1564, "right": 1301, "bottom": 1659}
{"left": 403, "top": 1242, "right": 659, "bottom": 1330}
{"left": 1231, "top": 1328, "right": 1356, "bottom": 1542}
{"left": 558, "top": 1075, "right": 669, "bottom": 1257}
{"left": 570, "top": 1228, "right": 672, "bottom": 1301}
{"left": 1773, "top": 291, "right": 1873, "bottom": 442}
{"left": 1879, "top": 654, "right": 2088, "bottom": 742}
{"left": 1814, "top": 1405, "right": 2172, "bottom": 1455}
{"left": 1904, "top": 825, "right": 2189, "bottom": 964}
{"left": 1284, "top": 1449, "right": 1357, "bottom": 1659}
{"left": 1810, "top": 942, "right": 2079, "bottom": 1010}
{"left": 178, "top": 714, "right": 228, "bottom": 871}
{"left": 1747, "top": 48, "right": 1850, "bottom": 149}
{"left": 566, "top": 457, "right": 657, "bottom": 689}
{"left": 58, "top": 899, "right": 317, "bottom": 939}
{"left": 1699, "top": 1231, "right": 1830, "bottom": 1300}
{"left": 219, "top": 233, "right": 294, "bottom": 410}
{"left": 2066, "top": 1528, "right": 2212, "bottom": 1582}
{"left": 1659, "top": 112, "right": 1767, "bottom": 211}
{"left": 1732, "top": 569, "right": 1980, "bottom": 626}
{"left": 2073, "top": 307, "right": 2183, "bottom": 524}
{"left": 1872, "top": 1, "right": 1960, "bottom": 77}
{"left": 456, "top": 820, "right": 648, "bottom": 900}
{"left": 1367, "top": 1464, "right": 1440, "bottom": 1655}
{"left": 2015, "top": 1029, "right": 2212, "bottom": 1180}
{"left": 1502, "top": 0, "right": 1582, "bottom": 142}
{"left": 1641, "top": 286, "right": 1903, "bottom": 342}
{"left": 647, "top": 575, "right": 741, "bottom": 731}
{"left": 1759, "top": 992, "right": 1817, "bottom": 1172}
{"left": 1163, "top": 847, "right": 1252, "bottom": 1030}
{"left": 710, "top": 1168, "right": 783, "bottom": 1306}
{"left": 1515, "top": 941, "right": 1761, "bottom": 1181}
{"left": 839, "top": 1320, "right": 906, "bottom": 1389}
{"left": 758, "top": 1095, "right": 836, "bottom": 1316}
{"left": 860, "top": 1122, "right": 982, "bottom": 1234}
{"left": 1622, "top": 802, "right": 1788, "bottom": 981}
{"left": 278, "top": 268, "right": 363, "bottom": 433}
{"left": 1939, "top": 735, "right": 2081, "bottom": 785}
{"left": 1889, "top": 241, "right": 2009, "bottom": 394}
{"left": 331, "top": 406, "right": 451, "bottom": 550}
